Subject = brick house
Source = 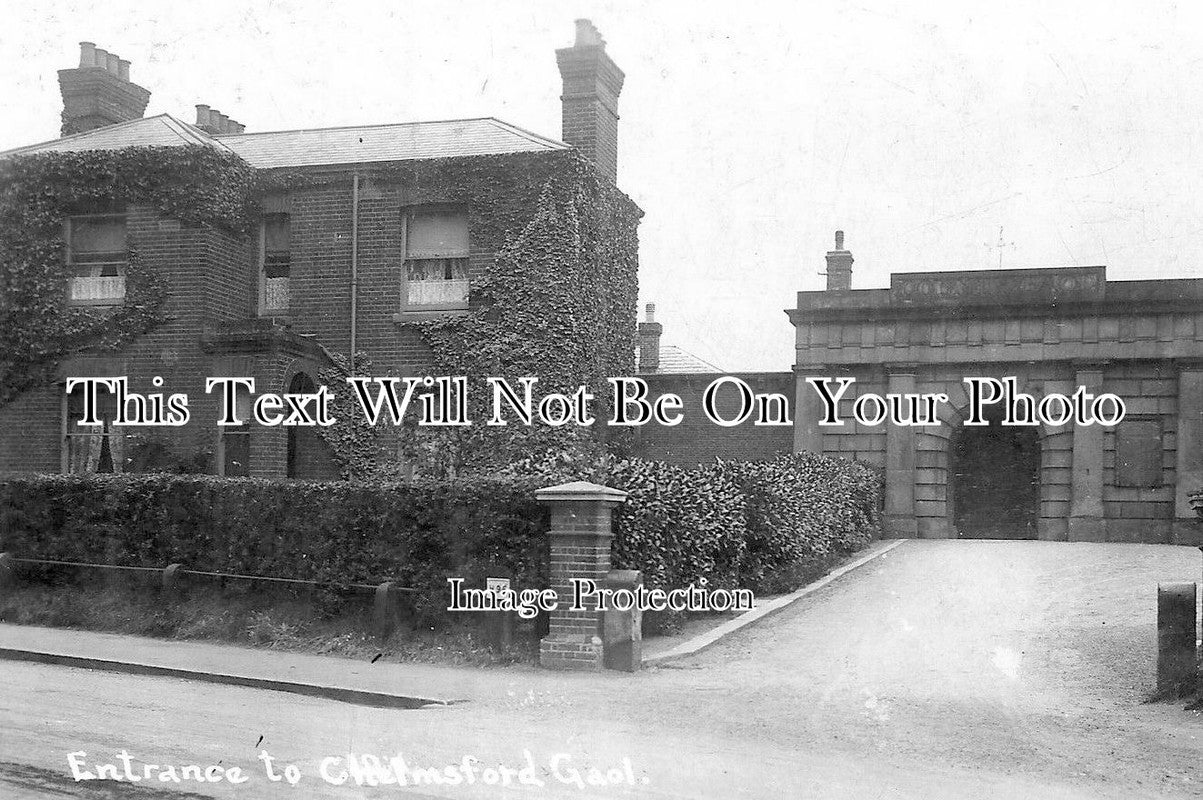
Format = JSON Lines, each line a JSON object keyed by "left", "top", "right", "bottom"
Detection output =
{"left": 0, "top": 21, "right": 640, "bottom": 479}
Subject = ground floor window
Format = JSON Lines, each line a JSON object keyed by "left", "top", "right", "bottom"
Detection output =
{"left": 219, "top": 384, "right": 253, "bottom": 477}
{"left": 63, "top": 382, "right": 124, "bottom": 473}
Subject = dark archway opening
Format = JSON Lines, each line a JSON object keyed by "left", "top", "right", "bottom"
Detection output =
{"left": 286, "top": 372, "right": 331, "bottom": 479}
{"left": 951, "top": 405, "right": 1040, "bottom": 539}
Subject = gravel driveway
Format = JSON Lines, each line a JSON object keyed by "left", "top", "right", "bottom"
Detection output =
{"left": 627, "top": 539, "right": 1203, "bottom": 798}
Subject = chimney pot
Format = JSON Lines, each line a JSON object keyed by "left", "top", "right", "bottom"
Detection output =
{"left": 575, "top": 18, "right": 604, "bottom": 46}
{"left": 217, "top": 112, "right": 229, "bottom": 133}
{"left": 195, "top": 104, "right": 211, "bottom": 127}
{"left": 825, "top": 230, "right": 854, "bottom": 291}
{"left": 58, "top": 44, "right": 151, "bottom": 135}
{"left": 638, "top": 301, "right": 663, "bottom": 372}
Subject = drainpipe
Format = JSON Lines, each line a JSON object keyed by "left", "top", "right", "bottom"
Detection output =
{"left": 349, "top": 173, "right": 359, "bottom": 373}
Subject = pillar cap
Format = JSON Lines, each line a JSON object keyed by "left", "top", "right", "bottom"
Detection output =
{"left": 536, "top": 480, "right": 628, "bottom": 504}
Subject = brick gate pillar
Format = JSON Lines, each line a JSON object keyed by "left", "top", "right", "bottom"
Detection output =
{"left": 536, "top": 480, "right": 628, "bottom": 670}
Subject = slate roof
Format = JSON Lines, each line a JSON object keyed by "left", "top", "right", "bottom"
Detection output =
{"left": 0, "top": 114, "right": 569, "bottom": 168}
{"left": 217, "top": 118, "right": 569, "bottom": 168}
{"left": 638, "top": 344, "right": 723, "bottom": 374}
{"left": 0, "top": 114, "right": 231, "bottom": 158}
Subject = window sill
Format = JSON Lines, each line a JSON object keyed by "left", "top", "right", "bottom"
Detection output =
{"left": 392, "top": 309, "right": 470, "bottom": 324}
{"left": 68, "top": 300, "right": 125, "bottom": 309}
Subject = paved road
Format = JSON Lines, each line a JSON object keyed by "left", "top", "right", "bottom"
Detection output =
{"left": 2, "top": 540, "right": 1201, "bottom": 799}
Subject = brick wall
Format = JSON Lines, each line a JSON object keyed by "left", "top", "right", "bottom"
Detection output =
{"left": 633, "top": 372, "right": 794, "bottom": 466}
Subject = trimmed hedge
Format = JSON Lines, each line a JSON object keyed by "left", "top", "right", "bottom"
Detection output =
{"left": 0, "top": 474, "right": 547, "bottom": 624}
{"left": 607, "top": 453, "right": 881, "bottom": 596}
{"left": 0, "top": 452, "right": 882, "bottom": 626}
{"left": 609, "top": 459, "right": 748, "bottom": 593}
{"left": 728, "top": 452, "right": 882, "bottom": 593}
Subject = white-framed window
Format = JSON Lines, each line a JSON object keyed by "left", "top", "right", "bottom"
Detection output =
{"left": 402, "top": 208, "right": 469, "bottom": 311}
{"left": 63, "top": 382, "right": 125, "bottom": 473}
{"left": 259, "top": 213, "right": 291, "bottom": 314}
{"left": 66, "top": 214, "right": 127, "bottom": 306}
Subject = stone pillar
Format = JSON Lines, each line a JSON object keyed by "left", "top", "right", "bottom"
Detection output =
{"left": 1157, "top": 582, "right": 1197, "bottom": 699}
{"left": 536, "top": 480, "right": 628, "bottom": 671}
{"left": 1173, "top": 365, "right": 1203, "bottom": 544}
{"left": 1068, "top": 365, "right": 1105, "bottom": 542}
{"left": 793, "top": 368, "right": 825, "bottom": 454}
{"left": 884, "top": 371, "right": 918, "bottom": 537}
{"left": 602, "top": 569, "right": 642, "bottom": 672}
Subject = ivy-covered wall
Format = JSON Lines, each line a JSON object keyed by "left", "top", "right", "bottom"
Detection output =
{"left": 0, "top": 147, "right": 257, "bottom": 405}
{"left": 0, "top": 147, "right": 261, "bottom": 473}
{"left": 0, "top": 145, "right": 641, "bottom": 478}
{"left": 261, "top": 150, "right": 642, "bottom": 476}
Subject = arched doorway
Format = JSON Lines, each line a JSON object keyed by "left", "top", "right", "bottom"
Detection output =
{"left": 286, "top": 372, "right": 330, "bottom": 479}
{"left": 950, "top": 405, "right": 1040, "bottom": 539}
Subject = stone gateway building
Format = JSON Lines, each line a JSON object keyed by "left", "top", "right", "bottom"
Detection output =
{"left": 789, "top": 235, "right": 1203, "bottom": 545}
{"left": 638, "top": 234, "right": 1202, "bottom": 546}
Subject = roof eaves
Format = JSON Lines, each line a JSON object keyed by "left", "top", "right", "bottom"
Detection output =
{"left": 485, "top": 118, "right": 570, "bottom": 150}
{"left": 0, "top": 113, "right": 230, "bottom": 159}
{"left": 0, "top": 114, "right": 160, "bottom": 159}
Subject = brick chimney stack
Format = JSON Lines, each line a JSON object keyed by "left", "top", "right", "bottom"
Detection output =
{"left": 825, "top": 230, "right": 854, "bottom": 291}
{"left": 195, "top": 105, "right": 246, "bottom": 135}
{"left": 58, "top": 42, "right": 151, "bottom": 136}
{"left": 556, "top": 19, "right": 625, "bottom": 183}
{"left": 638, "top": 303, "right": 662, "bottom": 373}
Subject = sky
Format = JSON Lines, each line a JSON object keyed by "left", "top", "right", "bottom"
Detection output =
{"left": 2, "top": 0, "right": 1201, "bottom": 370}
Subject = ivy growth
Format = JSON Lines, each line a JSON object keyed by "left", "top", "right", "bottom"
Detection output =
{"left": 410, "top": 153, "right": 642, "bottom": 474}
{"left": 315, "top": 350, "right": 383, "bottom": 481}
{"left": 258, "top": 150, "right": 642, "bottom": 477}
{"left": 0, "top": 146, "right": 258, "bottom": 405}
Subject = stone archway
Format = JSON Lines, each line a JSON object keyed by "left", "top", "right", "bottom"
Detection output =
{"left": 949, "top": 403, "right": 1041, "bottom": 539}
{"left": 911, "top": 376, "right": 1072, "bottom": 540}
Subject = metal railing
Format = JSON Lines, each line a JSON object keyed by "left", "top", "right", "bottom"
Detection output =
{"left": 0, "top": 552, "right": 418, "bottom": 637}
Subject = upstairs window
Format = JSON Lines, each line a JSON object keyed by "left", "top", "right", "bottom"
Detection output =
{"left": 260, "top": 213, "right": 291, "bottom": 314}
{"left": 67, "top": 214, "right": 127, "bottom": 306}
{"left": 403, "top": 208, "right": 469, "bottom": 311}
